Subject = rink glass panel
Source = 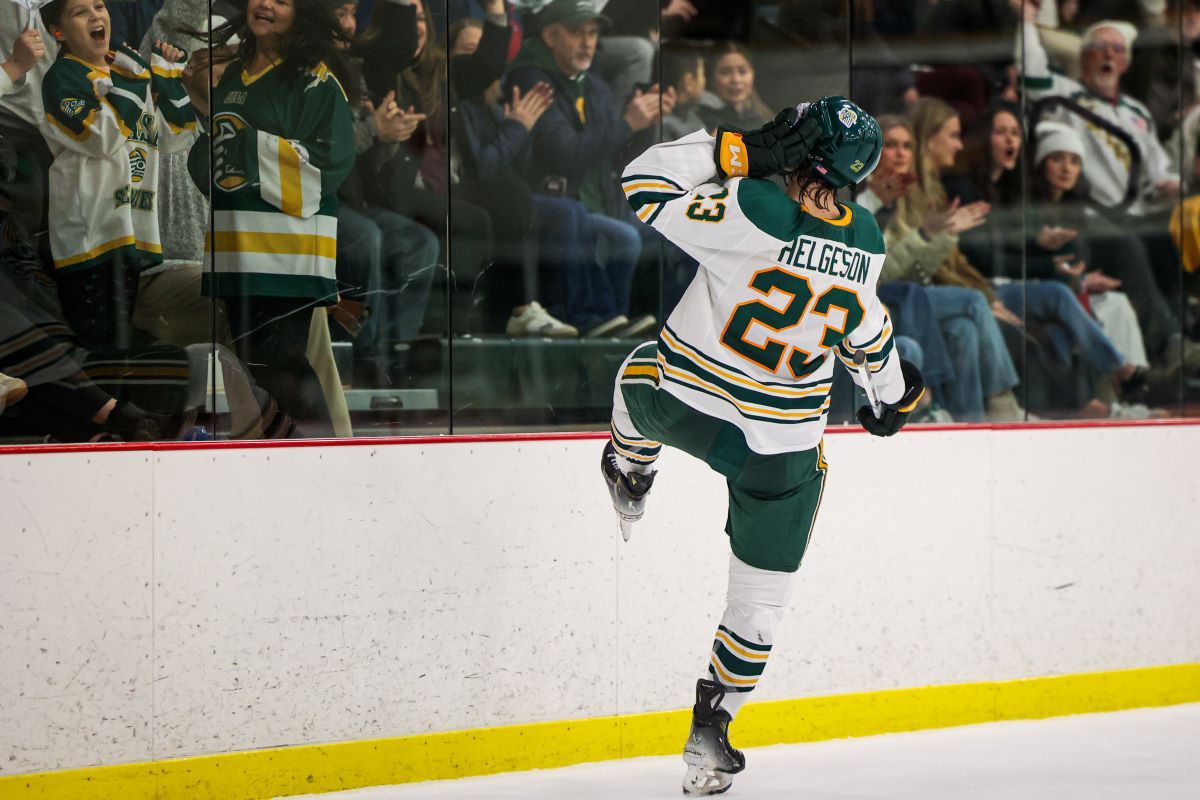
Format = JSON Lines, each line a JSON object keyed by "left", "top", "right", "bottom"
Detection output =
{"left": 6, "top": 1, "right": 1200, "bottom": 445}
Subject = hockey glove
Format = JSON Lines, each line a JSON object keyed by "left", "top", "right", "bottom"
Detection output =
{"left": 857, "top": 359, "right": 926, "bottom": 437}
{"left": 714, "top": 107, "right": 822, "bottom": 180}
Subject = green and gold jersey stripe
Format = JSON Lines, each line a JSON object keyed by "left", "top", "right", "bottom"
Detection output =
{"left": 659, "top": 337, "right": 831, "bottom": 411}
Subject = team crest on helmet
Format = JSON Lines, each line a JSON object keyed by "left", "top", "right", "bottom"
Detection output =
{"left": 838, "top": 107, "right": 858, "bottom": 128}
{"left": 60, "top": 98, "right": 86, "bottom": 117}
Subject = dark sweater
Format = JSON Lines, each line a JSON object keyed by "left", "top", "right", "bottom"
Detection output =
{"left": 505, "top": 38, "right": 635, "bottom": 215}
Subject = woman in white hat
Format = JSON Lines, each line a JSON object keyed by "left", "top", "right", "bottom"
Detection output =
{"left": 1028, "top": 121, "right": 1155, "bottom": 409}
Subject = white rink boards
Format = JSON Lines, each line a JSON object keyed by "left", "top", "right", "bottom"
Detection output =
{"left": 3, "top": 423, "right": 1200, "bottom": 798}
{"left": 283, "top": 703, "right": 1200, "bottom": 800}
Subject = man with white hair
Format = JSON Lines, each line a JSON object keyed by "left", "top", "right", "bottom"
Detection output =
{"left": 1017, "top": 1, "right": 1180, "bottom": 214}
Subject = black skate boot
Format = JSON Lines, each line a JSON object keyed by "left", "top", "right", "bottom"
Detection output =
{"left": 681, "top": 679, "right": 745, "bottom": 796}
{"left": 600, "top": 440, "right": 655, "bottom": 541}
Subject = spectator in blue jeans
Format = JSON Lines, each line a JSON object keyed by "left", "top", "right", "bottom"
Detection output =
{"left": 859, "top": 111, "right": 1024, "bottom": 421}
{"left": 531, "top": 193, "right": 642, "bottom": 336}
{"left": 335, "top": 206, "right": 438, "bottom": 381}
{"left": 507, "top": 0, "right": 673, "bottom": 337}
{"left": 334, "top": 0, "right": 439, "bottom": 385}
{"left": 876, "top": 281, "right": 956, "bottom": 418}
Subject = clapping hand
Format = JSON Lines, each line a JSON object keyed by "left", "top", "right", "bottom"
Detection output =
{"left": 1037, "top": 224, "right": 1078, "bottom": 251}
{"left": 624, "top": 84, "right": 673, "bottom": 132}
{"left": 504, "top": 82, "right": 554, "bottom": 131}
{"left": 923, "top": 198, "right": 990, "bottom": 236}
{"left": 370, "top": 92, "right": 426, "bottom": 142}
{"left": 870, "top": 171, "right": 916, "bottom": 205}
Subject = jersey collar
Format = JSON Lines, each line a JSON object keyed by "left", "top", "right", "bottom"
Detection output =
{"left": 801, "top": 203, "right": 854, "bottom": 227}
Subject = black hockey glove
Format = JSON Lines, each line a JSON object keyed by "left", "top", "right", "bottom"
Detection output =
{"left": 857, "top": 359, "right": 926, "bottom": 437}
{"left": 714, "top": 107, "right": 822, "bottom": 180}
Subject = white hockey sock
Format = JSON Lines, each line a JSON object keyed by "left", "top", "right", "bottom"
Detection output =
{"left": 609, "top": 347, "right": 662, "bottom": 475}
{"left": 610, "top": 427, "right": 659, "bottom": 475}
{"left": 609, "top": 414, "right": 659, "bottom": 475}
{"left": 704, "top": 555, "right": 795, "bottom": 719}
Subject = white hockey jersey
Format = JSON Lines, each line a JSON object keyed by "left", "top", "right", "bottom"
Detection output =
{"left": 41, "top": 45, "right": 197, "bottom": 272}
{"left": 622, "top": 130, "right": 905, "bottom": 455}
{"left": 1018, "top": 21, "right": 1177, "bottom": 214}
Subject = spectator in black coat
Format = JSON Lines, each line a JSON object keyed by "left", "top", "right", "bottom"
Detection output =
{"left": 504, "top": 0, "right": 673, "bottom": 336}
{"left": 448, "top": 16, "right": 575, "bottom": 336}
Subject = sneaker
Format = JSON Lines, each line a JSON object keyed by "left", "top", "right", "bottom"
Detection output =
{"left": 0, "top": 373, "right": 28, "bottom": 416}
{"left": 682, "top": 679, "right": 745, "bottom": 796}
{"left": 985, "top": 390, "right": 1040, "bottom": 423}
{"left": 912, "top": 404, "right": 954, "bottom": 425}
{"left": 617, "top": 314, "right": 657, "bottom": 338}
{"left": 583, "top": 315, "right": 628, "bottom": 338}
{"left": 1109, "top": 400, "right": 1167, "bottom": 420}
{"left": 600, "top": 441, "right": 655, "bottom": 541}
{"left": 505, "top": 302, "right": 579, "bottom": 337}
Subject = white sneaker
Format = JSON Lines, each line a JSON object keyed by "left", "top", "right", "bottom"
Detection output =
{"left": 505, "top": 302, "right": 579, "bottom": 337}
{"left": 985, "top": 390, "right": 1040, "bottom": 423}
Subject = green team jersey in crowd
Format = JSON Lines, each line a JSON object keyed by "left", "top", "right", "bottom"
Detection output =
{"left": 621, "top": 130, "right": 905, "bottom": 455}
{"left": 189, "top": 58, "right": 355, "bottom": 302}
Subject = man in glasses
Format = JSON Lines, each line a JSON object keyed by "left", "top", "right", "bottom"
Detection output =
{"left": 1017, "top": 2, "right": 1179, "bottom": 213}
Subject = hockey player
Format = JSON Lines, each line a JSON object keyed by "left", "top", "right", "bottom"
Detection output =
{"left": 39, "top": 0, "right": 196, "bottom": 351}
{"left": 602, "top": 97, "right": 925, "bottom": 795}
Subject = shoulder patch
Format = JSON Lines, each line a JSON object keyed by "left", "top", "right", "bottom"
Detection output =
{"left": 60, "top": 98, "right": 87, "bottom": 117}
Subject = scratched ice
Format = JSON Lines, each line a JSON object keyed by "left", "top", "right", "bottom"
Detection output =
{"left": 281, "top": 702, "right": 1200, "bottom": 800}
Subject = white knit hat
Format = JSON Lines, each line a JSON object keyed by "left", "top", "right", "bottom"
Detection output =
{"left": 1081, "top": 19, "right": 1138, "bottom": 53}
{"left": 1035, "top": 121, "right": 1086, "bottom": 165}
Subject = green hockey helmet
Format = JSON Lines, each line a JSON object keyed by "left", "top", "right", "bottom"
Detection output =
{"left": 801, "top": 96, "right": 882, "bottom": 189}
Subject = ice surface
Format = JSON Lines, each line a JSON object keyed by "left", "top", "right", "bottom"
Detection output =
{"left": 282, "top": 703, "right": 1200, "bottom": 799}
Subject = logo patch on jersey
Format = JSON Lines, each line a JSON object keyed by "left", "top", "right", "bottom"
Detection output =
{"left": 131, "top": 111, "right": 160, "bottom": 148}
{"left": 129, "top": 148, "right": 148, "bottom": 183}
{"left": 211, "top": 112, "right": 251, "bottom": 191}
{"left": 60, "top": 98, "right": 87, "bottom": 118}
{"left": 849, "top": 159, "right": 865, "bottom": 173}
{"left": 838, "top": 107, "right": 858, "bottom": 129}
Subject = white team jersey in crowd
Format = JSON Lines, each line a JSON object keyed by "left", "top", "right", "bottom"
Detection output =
{"left": 41, "top": 45, "right": 196, "bottom": 272}
{"left": 622, "top": 130, "right": 904, "bottom": 455}
{"left": 1019, "top": 21, "right": 1177, "bottom": 213}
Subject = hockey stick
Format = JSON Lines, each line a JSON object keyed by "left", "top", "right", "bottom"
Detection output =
{"left": 853, "top": 349, "right": 882, "bottom": 419}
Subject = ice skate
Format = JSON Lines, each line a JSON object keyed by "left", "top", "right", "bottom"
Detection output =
{"left": 601, "top": 441, "right": 656, "bottom": 541}
{"left": 681, "top": 679, "right": 745, "bottom": 796}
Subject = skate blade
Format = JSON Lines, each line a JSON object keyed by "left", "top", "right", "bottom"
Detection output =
{"left": 619, "top": 517, "right": 634, "bottom": 542}
{"left": 682, "top": 765, "right": 733, "bottom": 796}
